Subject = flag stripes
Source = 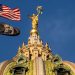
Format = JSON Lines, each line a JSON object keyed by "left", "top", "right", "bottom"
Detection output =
{"left": 0, "top": 4, "right": 21, "bottom": 21}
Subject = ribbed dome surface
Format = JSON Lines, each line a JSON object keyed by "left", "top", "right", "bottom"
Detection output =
{"left": 0, "top": 60, "right": 13, "bottom": 74}
{"left": 63, "top": 61, "right": 75, "bottom": 73}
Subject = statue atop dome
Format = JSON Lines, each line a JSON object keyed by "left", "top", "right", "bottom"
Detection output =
{"left": 29, "top": 6, "right": 43, "bottom": 34}
{"left": 29, "top": 14, "right": 38, "bottom": 29}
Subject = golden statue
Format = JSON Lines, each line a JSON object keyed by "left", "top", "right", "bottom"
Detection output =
{"left": 29, "top": 6, "right": 43, "bottom": 30}
{"left": 29, "top": 14, "right": 38, "bottom": 29}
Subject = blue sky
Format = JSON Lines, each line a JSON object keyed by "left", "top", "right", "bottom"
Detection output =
{"left": 0, "top": 0, "right": 75, "bottom": 62}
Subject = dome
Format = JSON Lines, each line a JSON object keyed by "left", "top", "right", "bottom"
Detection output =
{"left": 0, "top": 59, "right": 75, "bottom": 75}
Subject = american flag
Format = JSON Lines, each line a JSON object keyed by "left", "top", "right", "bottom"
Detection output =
{"left": 0, "top": 4, "right": 21, "bottom": 21}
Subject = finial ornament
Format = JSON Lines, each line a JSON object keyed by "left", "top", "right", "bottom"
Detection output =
{"left": 29, "top": 6, "right": 43, "bottom": 34}
{"left": 22, "top": 42, "right": 25, "bottom": 47}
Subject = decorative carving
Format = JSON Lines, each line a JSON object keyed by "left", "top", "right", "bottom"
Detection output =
{"left": 52, "top": 54, "right": 62, "bottom": 64}
{"left": 16, "top": 54, "right": 27, "bottom": 65}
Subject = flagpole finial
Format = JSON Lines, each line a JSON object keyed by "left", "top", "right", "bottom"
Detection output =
{"left": 29, "top": 6, "right": 43, "bottom": 35}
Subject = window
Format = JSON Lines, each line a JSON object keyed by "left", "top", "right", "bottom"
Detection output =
{"left": 11, "top": 67, "right": 26, "bottom": 75}
{"left": 56, "top": 68, "right": 70, "bottom": 75}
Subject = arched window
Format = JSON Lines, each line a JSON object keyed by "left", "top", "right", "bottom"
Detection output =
{"left": 55, "top": 67, "right": 70, "bottom": 75}
{"left": 10, "top": 66, "right": 28, "bottom": 75}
